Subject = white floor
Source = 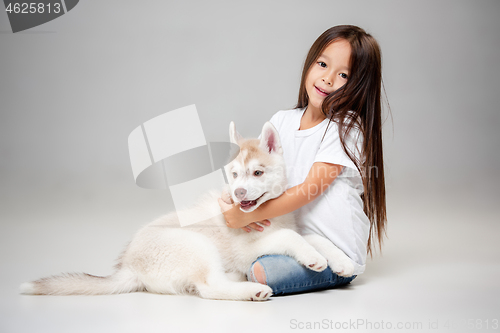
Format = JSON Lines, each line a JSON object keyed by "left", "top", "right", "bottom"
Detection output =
{"left": 1, "top": 182, "right": 499, "bottom": 333}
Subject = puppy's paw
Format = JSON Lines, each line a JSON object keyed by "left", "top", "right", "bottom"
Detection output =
{"left": 329, "top": 257, "right": 355, "bottom": 277}
{"left": 246, "top": 284, "right": 273, "bottom": 301}
{"left": 297, "top": 251, "right": 328, "bottom": 272}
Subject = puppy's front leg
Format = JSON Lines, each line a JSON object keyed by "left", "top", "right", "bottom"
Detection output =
{"left": 303, "top": 234, "right": 355, "bottom": 277}
{"left": 251, "top": 229, "right": 327, "bottom": 272}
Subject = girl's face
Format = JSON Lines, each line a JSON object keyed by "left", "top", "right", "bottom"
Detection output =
{"left": 305, "top": 39, "right": 351, "bottom": 115}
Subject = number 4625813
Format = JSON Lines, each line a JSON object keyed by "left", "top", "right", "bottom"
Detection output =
{"left": 5, "top": 3, "right": 62, "bottom": 14}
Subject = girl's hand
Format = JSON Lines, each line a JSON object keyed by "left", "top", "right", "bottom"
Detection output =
{"left": 217, "top": 198, "right": 271, "bottom": 232}
{"left": 220, "top": 187, "right": 234, "bottom": 205}
{"left": 242, "top": 220, "right": 271, "bottom": 233}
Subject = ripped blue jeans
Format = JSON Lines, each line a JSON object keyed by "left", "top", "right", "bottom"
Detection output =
{"left": 247, "top": 254, "right": 356, "bottom": 296}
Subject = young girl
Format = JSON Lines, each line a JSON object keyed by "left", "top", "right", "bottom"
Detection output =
{"left": 218, "top": 25, "right": 387, "bottom": 296}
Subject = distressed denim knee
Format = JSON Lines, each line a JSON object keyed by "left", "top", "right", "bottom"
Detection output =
{"left": 248, "top": 261, "right": 267, "bottom": 284}
{"left": 247, "top": 254, "right": 356, "bottom": 296}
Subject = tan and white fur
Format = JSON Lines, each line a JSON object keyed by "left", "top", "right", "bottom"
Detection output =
{"left": 20, "top": 122, "right": 354, "bottom": 301}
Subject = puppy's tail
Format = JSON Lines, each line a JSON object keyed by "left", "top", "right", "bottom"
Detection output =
{"left": 19, "top": 269, "right": 143, "bottom": 295}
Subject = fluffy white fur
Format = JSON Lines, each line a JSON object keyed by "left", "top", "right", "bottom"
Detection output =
{"left": 20, "top": 122, "right": 354, "bottom": 301}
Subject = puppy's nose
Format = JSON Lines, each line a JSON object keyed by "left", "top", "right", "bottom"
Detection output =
{"left": 234, "top": 188, "right": 247, "bottom": 200}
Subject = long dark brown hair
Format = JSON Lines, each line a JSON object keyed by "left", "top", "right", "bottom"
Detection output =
{"left": 296, "top": 25, "right": 387, "bottom": 255}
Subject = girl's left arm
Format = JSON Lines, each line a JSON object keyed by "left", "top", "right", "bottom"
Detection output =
{"left": 218, "top": 162, "right": 343, "bottom": 229}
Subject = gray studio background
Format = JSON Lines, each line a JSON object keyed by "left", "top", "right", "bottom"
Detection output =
{"left": 1, "top": 1, "right": 499, "bottom": 333}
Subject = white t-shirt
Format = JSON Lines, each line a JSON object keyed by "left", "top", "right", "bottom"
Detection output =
{"left": 269, "top": 108, "right": 370, "bottom": 275}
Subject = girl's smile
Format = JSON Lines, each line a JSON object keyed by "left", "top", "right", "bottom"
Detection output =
{"left": 314, "top": 85, "right": 330, "bottom": 96}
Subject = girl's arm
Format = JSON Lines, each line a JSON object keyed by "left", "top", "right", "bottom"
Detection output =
{"left": 218, "top": 162, "right": 343, "bottom": 228}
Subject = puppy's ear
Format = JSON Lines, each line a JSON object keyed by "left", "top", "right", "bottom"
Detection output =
{"left": 259, "top": 122, "right": 283, "bottom": 155}
{"left": 229, "top": 121, "right": 243, "bottom": 145}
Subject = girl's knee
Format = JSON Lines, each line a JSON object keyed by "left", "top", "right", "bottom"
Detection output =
{"left": 250, "top": 261, "right": 267, "bottom": 285}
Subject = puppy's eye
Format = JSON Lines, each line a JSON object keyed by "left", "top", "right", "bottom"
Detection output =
{"left": 254, "top": 170, "right": 263, "bottom": 176}
{"left": 232, "top": 172, "right": 238, "bottom": 178}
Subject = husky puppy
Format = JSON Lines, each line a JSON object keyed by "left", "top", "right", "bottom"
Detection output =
{"left": 20, "top": 122, "right": 353, "bottom": 301}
